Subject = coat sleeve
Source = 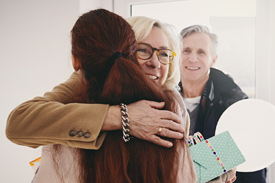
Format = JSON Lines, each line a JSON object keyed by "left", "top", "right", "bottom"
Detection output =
{"left": 6, "top": 72, "right": 109, "bottom": 149}
{"left": 171, "top": 89, "right": 191, "bottom": 137}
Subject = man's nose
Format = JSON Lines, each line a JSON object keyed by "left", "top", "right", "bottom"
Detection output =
{"left": 188, "top": 52, "right": 198, "bottom": 62}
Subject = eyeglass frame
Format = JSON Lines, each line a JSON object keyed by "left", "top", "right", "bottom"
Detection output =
{"left": 135, "top": 43, "right": 176, "bottom": 65}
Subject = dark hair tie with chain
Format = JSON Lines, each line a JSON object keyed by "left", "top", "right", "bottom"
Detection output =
{"left": 110, "top": 52, "right": 122, "bottom": 61}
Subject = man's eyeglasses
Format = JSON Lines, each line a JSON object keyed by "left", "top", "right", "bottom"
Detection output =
{"left": 136, "top": 43, "right": 176, "bottom": 65}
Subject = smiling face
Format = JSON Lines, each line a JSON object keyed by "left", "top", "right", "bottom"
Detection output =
{"left": 180, "top": 32, "right": 217, "bottom": 85}
{"left": 136, "top": 26, "right": 169, "bottom": 85}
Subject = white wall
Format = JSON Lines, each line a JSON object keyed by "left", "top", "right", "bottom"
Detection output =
{"left": 80, "top": 0, "right": 113, "bottom": 13}
{"left": 257, "top": 1, "right": 275, "bottom": 182}
{"left": 256, "top": 0, "right": 275, "bottom": 105}
{"left": 0, "top": 0, "right": 79, "bottom": 182}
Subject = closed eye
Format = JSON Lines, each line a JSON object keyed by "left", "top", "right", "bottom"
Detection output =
{"left": 137, "top": 48, "right": 150, "bottom": 53}
{"left": 159, "top": 51, "right": 169, "bottom": 57}
{"left": 198, "top": 49, "right": 205, "bottom": 55}
{"left": 183, "top": 49, "right": 191, "bottom": 54}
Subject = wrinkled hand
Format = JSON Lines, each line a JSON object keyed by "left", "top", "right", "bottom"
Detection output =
{"left": 127, "top": 100, "right": 185, "bottom": 148}
{"left": 208, "top": 168, "right": 237, "bottom": 183}
{"left": 226, "top": 168, "right": 237, "bottom": 183}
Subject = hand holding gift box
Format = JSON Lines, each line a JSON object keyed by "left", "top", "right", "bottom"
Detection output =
{"left": 187, "top": 131, "right": 245, "bottom": 183}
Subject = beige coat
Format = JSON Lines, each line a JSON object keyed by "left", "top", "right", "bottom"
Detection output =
{"left": 6, "top": 72, "right": 190, "bottom": 149}
{"left": 6, "top": 72, "right": 108, "bottom": 149}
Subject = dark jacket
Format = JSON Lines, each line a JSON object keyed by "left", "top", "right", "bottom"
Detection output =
{"left": 195, "top": 68, "right": 248, "bottom": 139}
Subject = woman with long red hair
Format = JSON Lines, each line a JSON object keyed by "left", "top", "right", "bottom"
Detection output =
{"left": 31, "top": 9, "right": 196, "bottom": 183}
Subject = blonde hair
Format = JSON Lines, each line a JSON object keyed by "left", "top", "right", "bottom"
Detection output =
{"left": 126, "top": 16, "right": 180, "bottom": 90}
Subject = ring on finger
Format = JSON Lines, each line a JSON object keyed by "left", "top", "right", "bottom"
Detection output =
{"left": 158, "top": 127, "right": 162, "bottom": 135}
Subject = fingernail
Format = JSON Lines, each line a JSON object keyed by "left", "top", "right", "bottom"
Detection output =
{"left": 168, "top": 142, "right": 173, "bottom": 147}
{"left": 179, "top": 133, "right": 184, "bottom": 138}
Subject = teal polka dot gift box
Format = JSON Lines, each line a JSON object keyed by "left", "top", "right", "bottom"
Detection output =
{"left": 187, "top": 131, "right": 245, "bottom": 183}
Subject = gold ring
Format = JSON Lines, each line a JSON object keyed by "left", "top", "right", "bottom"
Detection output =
{"left": 158, "top": 127, "right": 162, "bottom": 135}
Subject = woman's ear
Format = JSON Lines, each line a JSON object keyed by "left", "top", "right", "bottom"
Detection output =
{"left": 72, "top": 55, "right": 80, "bottom": 71}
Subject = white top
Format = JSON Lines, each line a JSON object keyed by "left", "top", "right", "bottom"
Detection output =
{"left": 183, "top": 96, "right": 201, "bottom": 112}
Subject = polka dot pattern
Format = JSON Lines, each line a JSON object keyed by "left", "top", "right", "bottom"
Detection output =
{"left": 188, "top": 131, "right": 245, "bottom": 183}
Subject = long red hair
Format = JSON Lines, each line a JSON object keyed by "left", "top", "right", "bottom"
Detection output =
{"left": 58, "top": 9, "right": 187, "bottom": 183}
